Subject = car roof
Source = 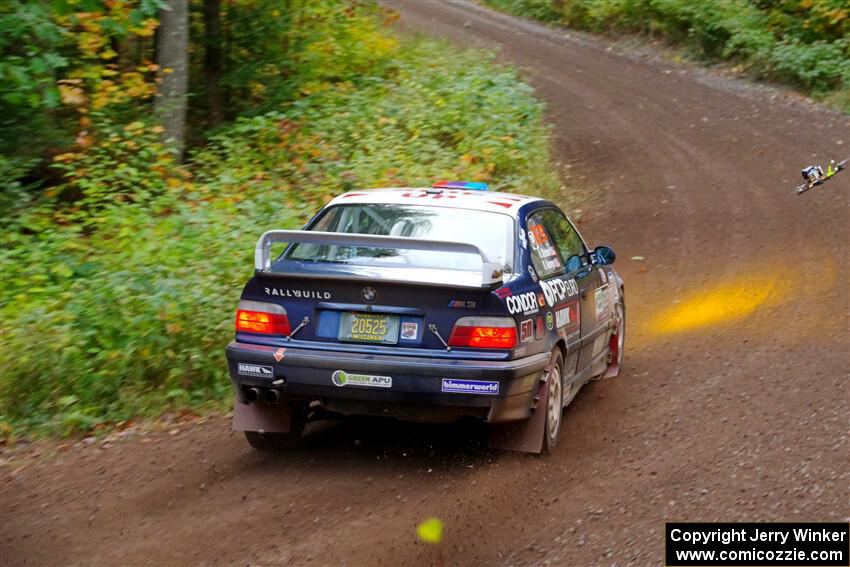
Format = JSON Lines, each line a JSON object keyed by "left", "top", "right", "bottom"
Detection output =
{"left": 326, "top": 188, "right": 543, "bottom": 217}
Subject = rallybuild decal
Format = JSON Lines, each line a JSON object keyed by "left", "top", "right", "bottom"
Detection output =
{"left": 441, "top": 379, "right": 500, "bottom": 395}
{"left": 265, "top": 287, "right": 331, "bottom": 300}
{"left": 332, "top": 370, "right": 392, "bottom": 388}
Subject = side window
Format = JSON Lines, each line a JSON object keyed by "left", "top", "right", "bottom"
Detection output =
{"left": 540, "top": 209, "right": 587, "bottom": 273}
{"left": 527, "top": 212, "right": 564, "bottom": 279}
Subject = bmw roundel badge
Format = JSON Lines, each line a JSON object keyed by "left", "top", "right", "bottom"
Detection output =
{"left": 361, "top": 286, "right": 377, "bottom": 302}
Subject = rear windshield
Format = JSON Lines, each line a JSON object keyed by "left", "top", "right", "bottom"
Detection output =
{"left": 284, "top": 204, "right": 514, "bottom": 272}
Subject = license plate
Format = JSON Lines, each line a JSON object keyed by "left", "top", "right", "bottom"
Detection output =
{"left": 339, "top": 312, "right": 399, "bottom": 344}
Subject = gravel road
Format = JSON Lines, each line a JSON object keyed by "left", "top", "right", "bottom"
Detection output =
{"left": 3, "top": 1, "right": 848, "bottom": 565}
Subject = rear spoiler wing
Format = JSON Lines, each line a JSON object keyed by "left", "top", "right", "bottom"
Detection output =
{"left": 254, "top": 230, "right": 504, "bottom": 287}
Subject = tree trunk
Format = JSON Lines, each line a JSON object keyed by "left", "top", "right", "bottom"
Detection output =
{"left": 203, "top": 0, "right": 224, "bottom": 126}
{"left": 155, "top": 0, "right": 189, "bottom": 160}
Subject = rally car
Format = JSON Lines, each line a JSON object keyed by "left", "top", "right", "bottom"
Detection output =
{"left": 225, "top": 182, "right": 625, "bottom": 454}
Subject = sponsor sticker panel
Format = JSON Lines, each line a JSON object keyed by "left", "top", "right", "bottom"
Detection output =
{"left": 441, "top": 379, "right": 500, "bottom": 395}
{"left": 332, "top": 370, "right": 392, "bottom": 389}
{"left": 400, "top": 321, "right": 419, "bottom": 340}
{"left": 265, "top": 287, "right": 332, "bottom": 300}
{"left": 238, "top": 363, "right": 274, "bottom": 379}
{"left": 539, "top": 278, "right": 579, "bottom": 307}
{"left": 555, "top": 300, "right": 580, "bottom": 335}
{"left": 506, "top": 291, "right": 539, "bottom": 315}
{"left": 595, "top": 286, "right": 611, "bottom": 321}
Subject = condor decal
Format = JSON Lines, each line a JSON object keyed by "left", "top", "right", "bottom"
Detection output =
{"left": 506, "top": 291, "right": 539, "bottom": 315}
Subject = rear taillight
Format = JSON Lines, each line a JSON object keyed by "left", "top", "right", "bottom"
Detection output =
{"left": 235, "top": 300, "right": 291, "bottom": 335}
{"left": 448, "top": 317, "right": 517, "bottom": 349}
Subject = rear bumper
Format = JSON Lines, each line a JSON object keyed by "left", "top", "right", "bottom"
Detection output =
{"left": 225, "top": 341, "right": 548, "bottom": 423}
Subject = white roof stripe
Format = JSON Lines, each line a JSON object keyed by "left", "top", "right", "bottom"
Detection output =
{"left": 326, "top": 188, "right": 542, "bottom": 216}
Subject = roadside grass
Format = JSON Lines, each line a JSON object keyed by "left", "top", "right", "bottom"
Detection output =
{"left": 0, "top": 22, "right": 561, "bottom": 438}
{"left": 482, "top": 0, "right": 850, "bottom": 113}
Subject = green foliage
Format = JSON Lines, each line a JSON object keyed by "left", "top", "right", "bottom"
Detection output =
{"left": 485, "top": 0, "right": 564, "bottom": 23}
{"left": 0, "top": 11, "right": 559, "bottom": 436}
{"left": 194, "top": 41, "right": 557, "bottom": 200}
{"left": 484, "top": 0, "right": 850, "bottom": 109}
{"left": 0, "top": 1, "right": 71, "bottom": 159}
{"left": 0, "top": 0, "right": 163, "bottom": 164}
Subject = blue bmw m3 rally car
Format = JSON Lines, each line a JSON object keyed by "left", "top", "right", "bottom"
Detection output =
{"left": 225, "top": 182, "right": 624, "bottom": 453}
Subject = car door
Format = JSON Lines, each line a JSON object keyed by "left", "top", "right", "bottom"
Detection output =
{"left": 525, "top": 210, "right": 581, "bottom": 379}
{"left": 537, "top": 209, "right": 609, "bottom": 376}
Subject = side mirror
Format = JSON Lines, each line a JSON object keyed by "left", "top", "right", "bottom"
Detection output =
{"left": 593, "top": 245, "right": 616, "bottom": 266}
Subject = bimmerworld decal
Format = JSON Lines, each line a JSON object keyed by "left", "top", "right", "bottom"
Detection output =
{"left": 441, "top": 379, "right": 500, "bottom": 395}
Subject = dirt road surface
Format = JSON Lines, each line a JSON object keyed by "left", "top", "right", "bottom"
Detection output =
{"left": 3, "top": 1, "right": 848, "bottom": 565}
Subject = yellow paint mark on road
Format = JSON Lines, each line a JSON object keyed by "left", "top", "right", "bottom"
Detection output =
{"left": 649, "top": 274, "right": 791, "bottom": 334}
{"left": 416, "top": 517, "right": 444, "bottom": 544}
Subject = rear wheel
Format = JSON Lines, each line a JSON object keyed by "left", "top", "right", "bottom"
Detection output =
{"left": 543, "top": 351, "right": 565, "bottom": 454}
{"left": 243, "top": 404, "right": 307, "bottom": 451}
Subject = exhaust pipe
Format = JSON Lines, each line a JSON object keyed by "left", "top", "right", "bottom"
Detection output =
{"left": 243, "top": 387, "right": 261, "bottom": 404}
{"left": 263, "top": 389, "right": 281, "bottom": 404}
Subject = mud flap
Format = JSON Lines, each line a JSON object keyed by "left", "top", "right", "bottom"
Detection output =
{"left": 489, "top": 378, "right": 549, "bottom": 454}
{"left": 232, "top": 399, "right": 294, "bottom": 433}
{"left": 602, "top": 358, "right": 620, "bottom": 379}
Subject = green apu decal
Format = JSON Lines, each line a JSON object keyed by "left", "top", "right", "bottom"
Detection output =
{"left": 331, "top": 370, "right": 392, "bottom": 388}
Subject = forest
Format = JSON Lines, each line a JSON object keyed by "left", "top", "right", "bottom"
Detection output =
{"left": 0, "top": 0, "right": 559, "bottom": 437}
{"left": 486, "top": 0, "right": 850, "bottom": 110}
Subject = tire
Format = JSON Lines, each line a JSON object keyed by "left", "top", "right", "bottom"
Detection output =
{"left": 543, "top": 350, "right": 565, "bottom": 454}
{"left": 243, "top": 404, "right": 307, "bottom": 451}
